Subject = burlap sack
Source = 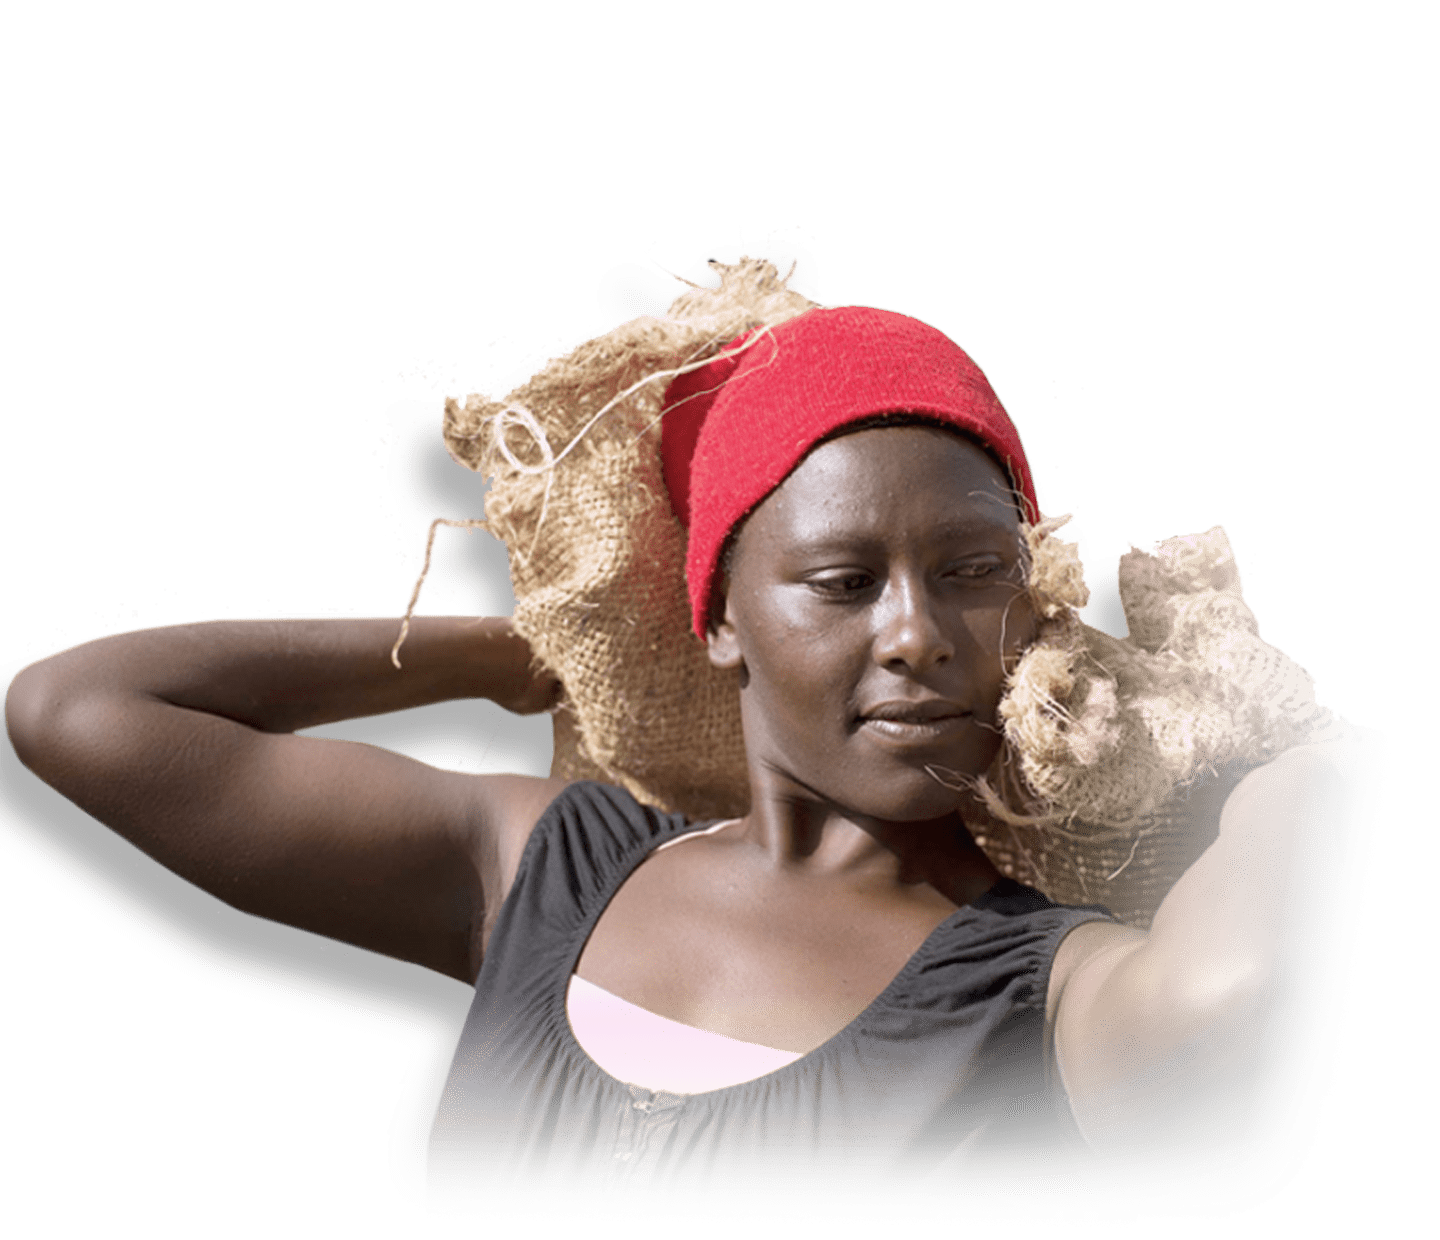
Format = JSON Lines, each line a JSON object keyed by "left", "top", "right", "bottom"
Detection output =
{"left": 442, "top": 260, "right": 814, "bottom": 819}
{"left": 440, "top": 260, "right": 1335, "bottom": 925}
{"left": 974, "top": 524, "right": 1336, "bottom": 923}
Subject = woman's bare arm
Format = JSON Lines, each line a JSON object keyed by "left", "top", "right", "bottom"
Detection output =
{"left": 1046, "top": 741, "right": 1352, "bottom": 1148}
{"left": 5, "top": 617, "right": 566, "bottom": 983}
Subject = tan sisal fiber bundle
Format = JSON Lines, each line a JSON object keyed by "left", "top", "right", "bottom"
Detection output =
{"left": 1005, "top": 524, "right": 1336, "bottom": 823}
{"left": 975, "top": 524, "right": 1337, "bottom": 924}
{"left": 441, "top": 260, "right": 1334, "bottom": 925}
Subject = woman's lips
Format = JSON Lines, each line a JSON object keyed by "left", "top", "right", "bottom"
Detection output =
{"left": 855, "top": 701, "right": 972, "bottom": 744}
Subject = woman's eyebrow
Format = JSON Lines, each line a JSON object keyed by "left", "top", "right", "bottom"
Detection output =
{"left": 930, "top": 513, "right": 1023, "bottom": 538}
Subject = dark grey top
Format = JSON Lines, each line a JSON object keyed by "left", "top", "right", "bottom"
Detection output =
{"left": 430, "top": 782, "right": 1111, "bottom": 1187}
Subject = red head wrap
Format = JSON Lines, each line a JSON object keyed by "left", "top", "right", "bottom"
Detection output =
{"left": 660, "top": 305, "right": 1038, "bottom": 638}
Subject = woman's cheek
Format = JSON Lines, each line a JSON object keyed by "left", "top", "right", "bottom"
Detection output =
{"left": 995, "top": 589, "right": 1038, "bottom": 671}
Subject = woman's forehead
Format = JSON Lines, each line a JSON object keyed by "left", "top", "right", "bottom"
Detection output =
{"left": 754, "top": 425, "right": 1021, "bottom": 534}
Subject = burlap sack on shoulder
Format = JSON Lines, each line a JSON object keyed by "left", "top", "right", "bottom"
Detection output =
{"left": 442, "top": 260, "right": 814, "bottom": 819}
{"left": 976, "top": 524, "right": 1337, "bottom": 923}
{"left": 441, "top": 260, "right": 1335, "bottom": 924}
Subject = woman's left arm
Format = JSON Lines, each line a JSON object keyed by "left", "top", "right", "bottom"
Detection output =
{"left": 1047, "top": 740, "right": 1354, "bottom": 1149}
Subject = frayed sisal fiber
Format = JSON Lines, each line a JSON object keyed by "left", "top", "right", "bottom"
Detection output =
{"left": 442, "top": 260, "right": 1335, "bottom": 926}
{"left": 1005, "top": 523, "right": 1335, "bottom": 824}
{"left": 979, "top": 521, "right": 1338, "bottom": 923}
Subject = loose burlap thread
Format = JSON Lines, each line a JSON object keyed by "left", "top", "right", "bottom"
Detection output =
{"left": 439, "top": 260, "right": 1335, "bottom": 925}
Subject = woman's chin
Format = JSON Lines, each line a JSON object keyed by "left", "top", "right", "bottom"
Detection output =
{"left": 811, "top": 765, "right": 981, "bottom": 825}
{"left": 748, "top": 732, "right": 1001, "bottom": 824}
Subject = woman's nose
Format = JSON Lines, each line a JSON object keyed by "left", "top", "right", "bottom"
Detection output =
{"left": 872, "top": 580, "right": 955, "bottom": 673}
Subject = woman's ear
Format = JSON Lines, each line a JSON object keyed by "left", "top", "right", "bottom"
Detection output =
{"left": 706, "top": 590, "right": 744, "bottom": 672}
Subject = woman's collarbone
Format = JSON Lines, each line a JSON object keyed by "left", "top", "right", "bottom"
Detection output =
{"left": 575, "top": 845, "right": 957, "bottom": 1054}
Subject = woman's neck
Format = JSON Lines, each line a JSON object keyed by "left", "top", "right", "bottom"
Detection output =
{"left": 738, "top": 776, "right": 1003, "bottom": 908}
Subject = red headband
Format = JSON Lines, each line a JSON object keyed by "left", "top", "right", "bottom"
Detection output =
{"left": 660, "top": 306, "right": 1037, "bottom": 638}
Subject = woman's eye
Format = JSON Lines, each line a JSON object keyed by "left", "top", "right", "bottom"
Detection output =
{"left": 945, "top": 559, "right": 1005, "bottom": 581}
{"left": 807, "top": 571, "right": 874, "bottom": 596}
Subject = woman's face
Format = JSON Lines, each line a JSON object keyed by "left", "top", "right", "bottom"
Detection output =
{"left": 709, "top": 425, "right": 1036, "bottom": 823}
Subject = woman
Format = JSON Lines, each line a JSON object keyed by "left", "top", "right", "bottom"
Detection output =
{"left": 4, "top": 285, "right": 1342, "bottom": 1187}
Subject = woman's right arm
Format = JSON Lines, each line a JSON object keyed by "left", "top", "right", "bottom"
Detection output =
{"left": 4, "top": 617, "right": 567, "bottom": 983}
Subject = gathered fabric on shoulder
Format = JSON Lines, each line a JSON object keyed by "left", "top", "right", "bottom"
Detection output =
{"left": 429, "top": 782, "right": 1113, "bottom": 1188}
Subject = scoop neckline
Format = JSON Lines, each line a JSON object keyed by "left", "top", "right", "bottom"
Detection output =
{"left": 550, "top": 810, "right": 988, "bottom": 1103}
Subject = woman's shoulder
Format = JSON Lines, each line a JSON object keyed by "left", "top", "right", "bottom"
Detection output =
{"left": 498, "top": 779, "right": 694, "bottom": 888}
{"left": 532, "top": 778, "right": 694, "bottom": 831}
{"left": 894, "top": 878, "right": 1116, "bottom": 986}
{"left": 972, "top": 875, "right": 1109, "bottom": 918}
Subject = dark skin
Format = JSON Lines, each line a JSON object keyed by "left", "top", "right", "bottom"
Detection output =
{"left": 577, "top": 427, "right": 1030, "bottom": 1050}
{"left": 5, "top": 425, "right": 1341, "bottom": 1147}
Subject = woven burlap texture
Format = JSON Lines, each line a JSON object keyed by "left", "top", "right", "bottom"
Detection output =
{"left": 442, "top": 259, "right": 1334, "bottom": 925}
{"left": 444, "top": 260, "right": 815, "bottom": 819}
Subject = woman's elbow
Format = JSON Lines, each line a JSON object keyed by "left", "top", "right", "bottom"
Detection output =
{"left": 7, "top": 659, "right": 65, "bottom": 771}
{"left": 6, "top": 658, "right": 121, "bottom": 786}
